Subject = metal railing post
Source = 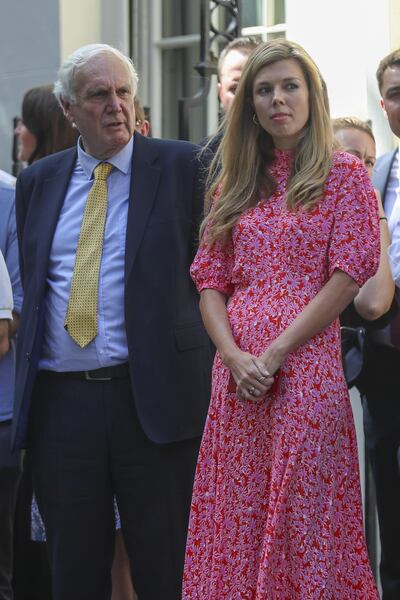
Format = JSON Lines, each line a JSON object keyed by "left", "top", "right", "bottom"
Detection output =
{"left": 178, "top": 0, "right": 241, "bottom": 141}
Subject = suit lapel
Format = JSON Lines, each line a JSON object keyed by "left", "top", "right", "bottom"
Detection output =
{"left": 35, "top": 150, "right": 77, "bottom": 297}
{"left": 125, "top": 134, "right": 161, "bottom": 279}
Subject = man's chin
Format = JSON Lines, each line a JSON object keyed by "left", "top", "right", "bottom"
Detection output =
{"left": 106, "top": 133, "right": 131, "bottom": 154}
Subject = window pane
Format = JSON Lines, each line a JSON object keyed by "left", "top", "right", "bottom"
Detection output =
{"left": 162, "top": 0, "right": 200, "bottom": 37}
{"left": 267, "top": 0, "right": 286, "bottom": 26}
{"left": 242, "top": 0, "right": 263, "bottom": 27}
{"left": 267, "top": 31, "right": 286, "bottom": 41}
{"left": 162, "top": 46, "right": 207, "bottom": 142}
{"left": 274, "top": 0, "right": 285, "bottom": 24}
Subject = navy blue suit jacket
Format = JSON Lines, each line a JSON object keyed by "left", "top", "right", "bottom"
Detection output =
{"left": 13, "top": 132, "right": 213, "bottom": 449}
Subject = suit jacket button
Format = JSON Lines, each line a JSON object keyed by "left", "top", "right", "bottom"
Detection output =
{"left": 26, "top": 352, "right": 31, "bottom": 362}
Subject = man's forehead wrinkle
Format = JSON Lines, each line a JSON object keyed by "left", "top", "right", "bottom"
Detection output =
{"left": 77, "top": 72, "right": 132, "bottom": 96}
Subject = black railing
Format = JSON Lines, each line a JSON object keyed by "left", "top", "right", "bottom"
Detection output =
{"left": 178, "top": 0, "right": 241, "bottom": 140}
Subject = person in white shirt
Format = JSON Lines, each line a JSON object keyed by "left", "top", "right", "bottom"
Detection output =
{"left": 0, "top": 249, "right": 13, "bottom": 357}
{"left": 387, "top": 149, "right": 400, "bottom": 285}
{"left": 0, "top": 169, "right": 16, "bottom": 188}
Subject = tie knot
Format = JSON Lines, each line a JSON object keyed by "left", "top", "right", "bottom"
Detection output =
{"left": 94, "top": 162, "right": 113, "bottom": 181}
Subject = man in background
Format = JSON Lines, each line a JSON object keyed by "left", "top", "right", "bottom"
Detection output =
{"left": 0, "top": 170, "right": 15, "bottom": 188}
{"left": 0, "top": 181, "right": 22, "bottom": 600}
{"left": 363, "top": 48, "right": 400, "bottom": 600}
{"left": 217, "top": 36, "right": 259, "bottom": 114}
{"left": 204, "top": 37, "right": 259, "bottom": 156}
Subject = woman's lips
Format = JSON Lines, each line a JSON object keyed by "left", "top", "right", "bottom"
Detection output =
{"left": 271, "top": 113, "right": 290, "bottom": 122}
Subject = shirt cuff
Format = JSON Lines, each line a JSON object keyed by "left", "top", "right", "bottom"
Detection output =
{"left": 0, "top": 308, "right": 12, "bottom": 320}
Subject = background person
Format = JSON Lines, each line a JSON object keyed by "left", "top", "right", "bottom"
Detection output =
{"left": 0, "top": 170, "right": 16, "bottom": 188}
{"left": 358, "top": 48, "right": 400, "bottom": 600}
{"left": 0, "top": 191, "right": 22, "bottom": 600}
{"left": 217, "top": 37, "right": 259, "bottom": 114}
{"left": 183, "top": 39, "right": 380, "bottom": 599}
{"left": 15, "top": 84, "right": 79, "bottom": 165}
{"left": 332, "top": 117, "right": 394, "bottom": 321}
{"left": 203, "top": 37, "right": 259, "bottom": 155}
{"left": 0, "top": 250, "right": 13, "bottom": 355}
{"left": 12, "top": 83, "right": 79, "bottom": 600}
{"left": 133, "top": 96, "right": 150, "bottom": 137}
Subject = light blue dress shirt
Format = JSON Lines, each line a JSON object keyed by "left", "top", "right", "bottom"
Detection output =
{"left": 0, "top": 184, "right": 23, "bottom": 421}
{"left": 39, "top": 137, "right": 133, "bottom": 371}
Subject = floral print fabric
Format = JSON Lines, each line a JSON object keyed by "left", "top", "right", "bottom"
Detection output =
{"left": 183, "top": 150, "right": 380, "bottom": 599}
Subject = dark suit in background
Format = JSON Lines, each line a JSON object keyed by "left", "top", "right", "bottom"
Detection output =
{"left": 362, "top": 149, "right": 400, "bottom": 598}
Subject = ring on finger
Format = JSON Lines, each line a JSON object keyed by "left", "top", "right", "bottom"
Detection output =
{"left": 248, "top": 386, "right": 256, "bottom": 395}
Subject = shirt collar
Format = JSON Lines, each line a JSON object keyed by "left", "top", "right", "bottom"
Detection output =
{"left": 77, "top": 136, "right": 134, "bottom": 179}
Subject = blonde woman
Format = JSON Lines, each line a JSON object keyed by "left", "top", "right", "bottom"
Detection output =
{"left": 183, "top": 40, "right": 380, "bottom": 598}
{"left": 332, "top": 116, "right": 394, "bottom": 320}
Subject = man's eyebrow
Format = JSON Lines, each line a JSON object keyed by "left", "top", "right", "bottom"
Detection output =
{"left": 86, "top": 85, "right": 108, "bottom": 93}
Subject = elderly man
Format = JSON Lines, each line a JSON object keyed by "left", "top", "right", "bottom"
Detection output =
{"left": 13, "top": 44, "right": 212, "bottom": 600}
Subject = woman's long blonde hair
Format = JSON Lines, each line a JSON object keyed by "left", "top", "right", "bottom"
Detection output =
{"left": 202, "top": 39, "right": 334, "bottom": 244}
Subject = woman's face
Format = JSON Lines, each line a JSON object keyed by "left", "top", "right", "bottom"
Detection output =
{"left": 15, "top": 121, "right": 37, "bottom": 163}
{"left": 252, "top": 58, "right": 310, "bottom": 150}
{"left": 334, "top": 127, "right": 376, "bottom": 179}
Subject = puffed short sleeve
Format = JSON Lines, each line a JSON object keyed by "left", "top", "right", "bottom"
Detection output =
{"left": 328, "top": 156, "right": 380, "bottom": 287}
{"left": 190, "top": 225, "right": 235, "bottom": 296}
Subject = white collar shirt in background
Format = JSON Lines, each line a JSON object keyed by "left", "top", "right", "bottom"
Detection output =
{"left": 0, "top": 249, "right": 13, "bottom": 319}
{"left": 387, "top": 145, "right": 400, "bottom": 285}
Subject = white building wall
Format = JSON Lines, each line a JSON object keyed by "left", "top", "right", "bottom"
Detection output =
{"left": 60, "top": 0, "right": 102, "bottom": 61}
{"left": 0, "top": 0, "right": 60, "bottom": 173}
{"left": 60, "top": 0, "right": 129, "bottom": 61}
{"left": 286, "top": 0, "right": 399, "bottom": 155}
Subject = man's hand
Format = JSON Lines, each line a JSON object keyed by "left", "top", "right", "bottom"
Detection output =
{"left": 0, "top": 319, "right": 9, "bottom": 359}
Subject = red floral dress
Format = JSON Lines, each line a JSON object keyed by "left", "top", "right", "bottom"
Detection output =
{"left": 183, "top": 150, "right": 380, "bottom": 599}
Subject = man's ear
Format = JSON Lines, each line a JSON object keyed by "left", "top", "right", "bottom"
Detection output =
{"left": 380, "top": 97, "right": 387, "bottom": 117}
{"left": 62, "top": 100, "right": 75, "bottom": 125}
{"left": 141, "top": 120, "right": 150, "bottom": 137}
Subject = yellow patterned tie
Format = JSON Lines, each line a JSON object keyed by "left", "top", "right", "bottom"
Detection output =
{"left": 65, "top": 162, "right": 113, "bottom": 347}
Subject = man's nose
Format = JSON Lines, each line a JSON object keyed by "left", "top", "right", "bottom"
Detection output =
{"left": 107, "top": 91, "right": 122, "bottom": 111}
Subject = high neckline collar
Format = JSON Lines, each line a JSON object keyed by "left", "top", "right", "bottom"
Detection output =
{"left": 273, "top": 147, "right": 295, "bottom": 160}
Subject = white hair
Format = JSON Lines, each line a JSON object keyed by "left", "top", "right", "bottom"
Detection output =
{"left": 53, "top": 43, "right": 138, "bottom": 107}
